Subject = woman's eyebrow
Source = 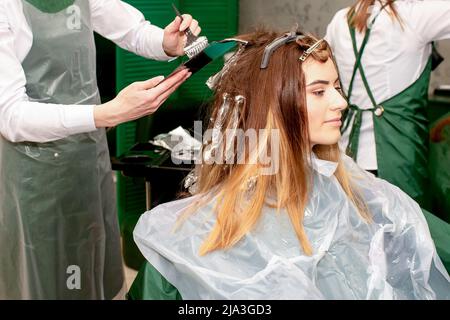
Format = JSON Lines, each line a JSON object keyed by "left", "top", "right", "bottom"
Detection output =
{"left": 306, "top": 80, "right": 329, "bottom": 86}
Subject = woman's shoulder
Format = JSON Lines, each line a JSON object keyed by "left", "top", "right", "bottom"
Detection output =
{"left": 328, "top": 7, "right": 350, "bottom": 26}
{"left": 325, "top": 7, "right": 351, "bottom": 43}
{"left": 340, "top": 152, "right": 407, "bottom": 197}
{"left": 1, "top": 0, "right": 29, "bottom": 31}
{"left": 133, "top": 194, "right": 216, "bottom": 242}
{"left": 1, "top": 0, "right": 18, "bottom": 20}
{"left": 2, "top": 0, "right": 16, "bottom": 8}
{"left": 339, "top": 153, "right": 425, "bottom": 227}
{"left": 2, "top": 0, "right": 27, "bottom": 14}
{"left": 137, "top": 195, "right": 202, "bottom": 226}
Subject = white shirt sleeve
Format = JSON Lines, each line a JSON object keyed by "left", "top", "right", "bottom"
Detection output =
{"left": 90, "top": 0, "right": 173, "bottom": 61}
{"left": 407, "top": 0, "right": 450, "bottom": 44}
{"left": 0, "top": 2, "right": 96, "bottom": 143}
{"left": 324, "top": 12, "right": 336, "bottom": 46}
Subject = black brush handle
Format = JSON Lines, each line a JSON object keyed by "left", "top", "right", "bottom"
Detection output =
{"left": 171, "top": 3, "right": 197, "bottom": 44}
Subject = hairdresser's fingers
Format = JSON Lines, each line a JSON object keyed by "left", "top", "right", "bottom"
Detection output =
{"left": 136, "top": 75, "right": 165, "bottom": 90}
{"left": 189, "top": 19, "right": 199, "bottom": 33}
{"left": 180, "top": 14, "right": 193, "bottom": 32}
{"left": 154, "top": 72, "right": 192, "bottom": 106}
{"left": 149, "top": 69, "right": 189, "bottom": 96}
{"left": 165, "top": 16, "right": 182, "bottom": 34}
{"left": 192, "top": 26, "right": 201, "bottom": 36}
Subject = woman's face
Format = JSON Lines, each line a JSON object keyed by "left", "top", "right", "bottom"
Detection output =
{"left": 302, "top": 58, "right": 347, "bottom": 147}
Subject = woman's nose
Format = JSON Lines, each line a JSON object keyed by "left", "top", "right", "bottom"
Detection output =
{"left": 330, "top": 89, "right": 348, "bottom": 111}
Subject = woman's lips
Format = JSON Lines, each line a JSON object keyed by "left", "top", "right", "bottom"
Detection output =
{"left": 324, "top": 118, "right": 342, "bottom": 126}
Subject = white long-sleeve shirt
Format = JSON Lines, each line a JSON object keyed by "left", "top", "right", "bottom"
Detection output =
{"left": 325, "top": 0, "right": 450, "bottom": 170}
{"left": 0, "top": 0, "right": 171, "bottom": 143}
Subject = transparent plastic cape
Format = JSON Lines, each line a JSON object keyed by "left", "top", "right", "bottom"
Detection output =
{"left": 134, "top": 154, "right": 450, "bottom": 299}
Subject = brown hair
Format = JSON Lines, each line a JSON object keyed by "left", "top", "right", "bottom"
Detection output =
{"left": 182, "top": 29, "right": 371, "bottom": 256}
{"left": 348, "top": 0, "right": 403, "bottom": 33}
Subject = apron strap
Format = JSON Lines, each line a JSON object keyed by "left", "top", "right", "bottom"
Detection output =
{"left": 344, "top": 2, "right": 391, "bottom": 160}
{"left": 347, "top": 1, "right": 391, "bottom": 105}
{"left": 344, "top": 105, "right": 364, "bottom": 159}
{"left": 348, "top": 27, "right": 378, "bottom": 108}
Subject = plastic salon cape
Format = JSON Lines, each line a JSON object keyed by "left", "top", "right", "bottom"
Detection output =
{"left": 132, "top": 154, "right": 450, "bottom": 300}
{"left": 0, "top": 0, "right": 124, "bottom": 299}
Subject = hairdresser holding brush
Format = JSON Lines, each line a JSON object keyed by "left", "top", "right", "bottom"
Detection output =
{"left": 0, "top": 0, "right": 200, "bottom": 299}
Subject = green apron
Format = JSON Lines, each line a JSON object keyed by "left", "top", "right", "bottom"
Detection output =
{"left": 340, "top": 10, "right": 450, "bottom": 277}
{"left": 429, "top": 112, "right": 450, "bottom": 222}
{"left": 0, "top": 0, "right": 124, "bottom": 299}
{"left": 343, "top": 12, "right": 431, "bottom": 210}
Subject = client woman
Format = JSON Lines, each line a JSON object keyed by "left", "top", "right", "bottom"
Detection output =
{"left": 129, "top": 29, "right": 450, "bottom": 299}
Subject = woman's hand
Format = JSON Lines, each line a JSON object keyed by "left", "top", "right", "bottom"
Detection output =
{"left": 94, "top": 69, "right": 191, "bottom": 127}
{"left": 163, "top": 14, "right": 201, "bottom": 57}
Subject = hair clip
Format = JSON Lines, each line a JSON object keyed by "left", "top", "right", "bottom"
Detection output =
{"left": 299, "top": 39, "right": 324, "bottom": 62}
{"left": 260, "top": 31, "right": 306, "bottom": 69}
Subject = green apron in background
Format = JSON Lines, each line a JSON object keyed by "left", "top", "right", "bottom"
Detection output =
{"left": 343, "top": 12, "right": 431, "bottom": 210}
{"left": 428, "top": 112, "right": 450, "bottom": 222}
{"left": 0, "top": 0, "right": 124, "bottom": 299}
{"left": 339, "top": 10, "right": 450, "bottom": 277}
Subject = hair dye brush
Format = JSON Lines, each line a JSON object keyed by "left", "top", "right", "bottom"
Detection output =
{"left": 160, "top": 5, "right": 247, "bottom": 85}
{"left": 161, "top": 39, "right": 245, "bottom": 84}
{"left": 172, "top": 3, "right": 209, "bottom": 59}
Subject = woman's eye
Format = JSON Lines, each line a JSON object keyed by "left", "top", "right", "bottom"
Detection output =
{"left": 335, "top": 86, "right": 343, "bottom": 93}
{"left": 312, "top": 90, "right": 325, "bottom": 96}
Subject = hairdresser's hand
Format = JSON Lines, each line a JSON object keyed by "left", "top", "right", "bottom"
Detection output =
{"left": 163, "top": 14, "right": 201, "bottom": 57}
{"left": 94, "top": 69, "right": 191, "bottom": 127}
